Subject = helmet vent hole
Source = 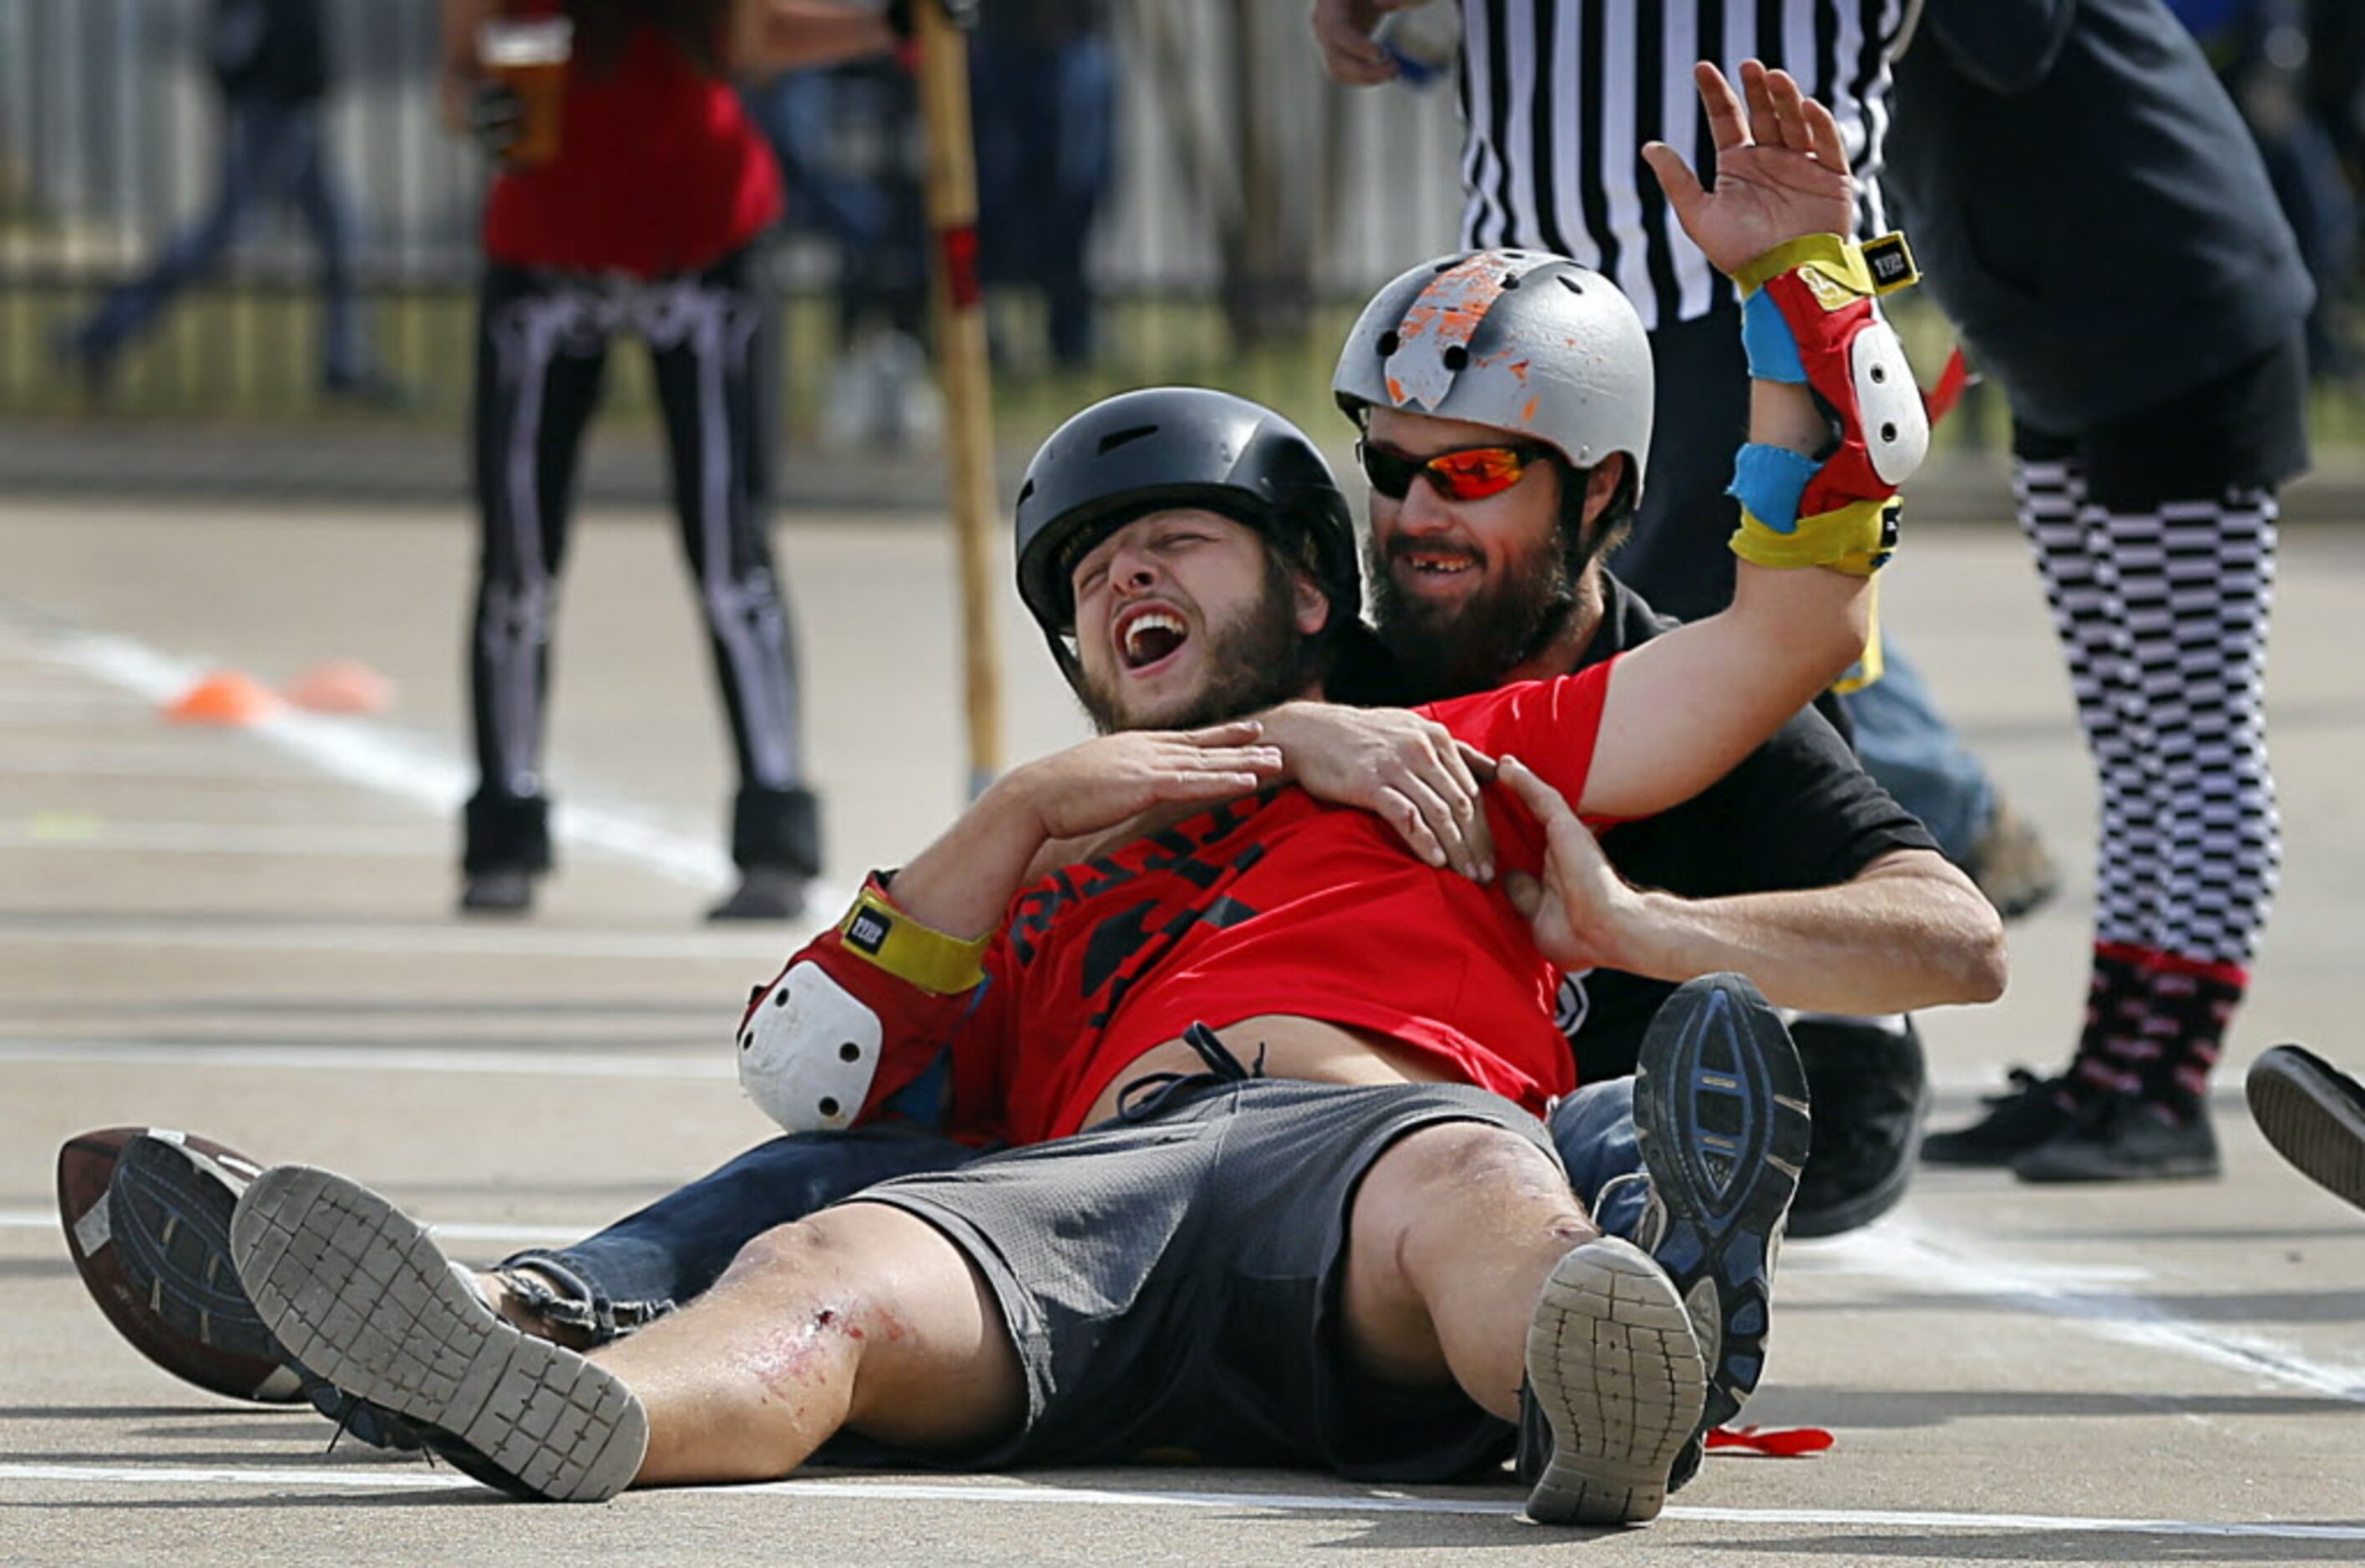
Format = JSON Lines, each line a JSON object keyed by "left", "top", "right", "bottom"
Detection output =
{"left": 1500, "top": 272, "right": 1522, "bottom": 288}
{"left": 1015, "top": 478, "right": 1035, "bottom": 506}
{"left": 1441, "top": 345, "right": 1470, "bottom": 372}
{"left": 1376, "top": 330, "right": 1400, "bottom": 357}
{"left": 1434, "top": 259, "right": 1457, "bottom": 273}
{"left": 1558, "top": 275, "right": 1585, "bottom": 296}
{"left": 1096, "top": 424, "right": 1160, "bottom": 455}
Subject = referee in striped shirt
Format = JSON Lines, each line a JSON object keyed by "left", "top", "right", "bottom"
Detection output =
{"left": 1316, "top": 0, "right": 2001, "bottom": 1238}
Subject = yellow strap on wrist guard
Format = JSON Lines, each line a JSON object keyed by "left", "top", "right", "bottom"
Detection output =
{"left": 1732, "top": 230, "right": 1919, "bottom": 303}
{"left": 836, "top": 885, "right": 990, "bottom": 995}
{"left": 1729, "top": 496, "right": 1899, "bottom": 576}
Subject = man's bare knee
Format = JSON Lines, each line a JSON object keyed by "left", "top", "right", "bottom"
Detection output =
{"left": 1344, "top": 1121, "right": 1587, "bottom": 1387}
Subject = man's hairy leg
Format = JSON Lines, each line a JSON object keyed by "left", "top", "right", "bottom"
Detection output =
{"left": 1342, "top": 1121, "right": 1594, "bottom": 1412}
{"left": 595, "top": 1202, "right": 1026, "bottom": 1485}
{"left": 1343, "top": 1120, "right": 1706, "bottom": 1525}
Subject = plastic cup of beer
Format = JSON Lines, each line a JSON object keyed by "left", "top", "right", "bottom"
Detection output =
{"left": 476, "top": 15, "right": 572, "bottom": 167}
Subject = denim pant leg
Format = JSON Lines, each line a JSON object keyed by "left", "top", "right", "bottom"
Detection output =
{"left": 1549, "top": 1079, "right": 1648, "bottom": 1242}
{"left": 499, "top": 1125, "right": 979, "bottom": 1341}
{"left": 1839, "top": 640, "right": 1994, "bottom": 863}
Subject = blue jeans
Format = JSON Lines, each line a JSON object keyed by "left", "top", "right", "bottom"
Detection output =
{"left": 500, "top": 1085, "right": 1651, "bottom": 1340}
{"left": 67, "top": 92, "right": 370, "bottom": 387}
{"left": 1840, "top": 640, "right": 1994, "bottom": 864}
{"left": 970, "top": 30, "right": 1116, "bottom": 366}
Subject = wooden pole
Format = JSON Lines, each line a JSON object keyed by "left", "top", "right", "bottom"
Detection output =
{"left": 912, "top": 4, "right": 1003, "bottom": 797}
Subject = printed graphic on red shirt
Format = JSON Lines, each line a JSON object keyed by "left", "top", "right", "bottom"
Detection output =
{"left": 833, "top": 663, "right": 1619, "bottom": 1146}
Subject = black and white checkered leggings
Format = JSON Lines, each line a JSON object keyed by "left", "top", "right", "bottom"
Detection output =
{"left": 2013, "top": 459, "right": 2280, "bottom": 967}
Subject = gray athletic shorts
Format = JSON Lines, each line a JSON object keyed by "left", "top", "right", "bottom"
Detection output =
{"left": 828, "top": 1075, "right": 1557, "bottom": 1479}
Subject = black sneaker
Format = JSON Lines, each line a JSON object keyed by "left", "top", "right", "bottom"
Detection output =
{"left": 2246, "top": 1045, "right": 2365, "bottom": 1210}
{"left": 1788, "top": 1013, "right": 1927, "bottom": 1238}
{"left": 230, "top": 1165, "right": 647, "bottom": 1502}
{"left": 1628, "top": 973, "right": 1811, "bottom": 1434}
{"left": 2013, "top": 1095, "right": 2221, "bottom": 1183}
{"left": 1519, "top": 1237, "right": 1707, "bottom": 1526}
{"left": 1922, "top": 1068, "right": 2075, "bottom": 1166}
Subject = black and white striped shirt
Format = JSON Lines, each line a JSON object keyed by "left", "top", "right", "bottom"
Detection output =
{"left": 1453, "top": 0, "right": 1908, "bottom": 330}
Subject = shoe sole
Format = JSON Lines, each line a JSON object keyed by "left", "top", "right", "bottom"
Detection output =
{"left": 2246, "top": 1047, "right": 2365, "bottom": 1209}
{"left": 110, "top": 1136, "right": 298, "bottom": 1377}
{"left": 1522, "top": 1237, "right": 1707, "bottom": 1526}
{"left": 1633, "top": 973, "right": 1811, "bottom": 1430}
{"left": 230, "top": 1166, "right": 646, "bottom": 1502}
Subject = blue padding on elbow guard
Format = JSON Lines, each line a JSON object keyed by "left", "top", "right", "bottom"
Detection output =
{"left": 1741, "top": 288, "right": 1807, "bottom": 383}
{"left": 1728, "top": 443, "right": 1819, "bottom": 534}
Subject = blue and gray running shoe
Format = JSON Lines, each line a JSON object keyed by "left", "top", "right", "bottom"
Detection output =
{"left": 1626, "top": 971, "right": 1811, "bottom": 1432}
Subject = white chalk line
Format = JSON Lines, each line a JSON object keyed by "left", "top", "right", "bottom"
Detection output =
{"left": 0, "top": 919, "right": 795, "bottom": 959}
{"left": 1816, "top": 1218, "right": 2365, "bottom": 1404}
{"left": 0, "top": 1038, "right": 732, "bottom": 1080}
{"left": 0, "top": 1463, "right": 2355, "bottom": 1539}
{"left": 35, "top": 627, "right": 853, "bottom": 914}
{"left": 0, "top": 1211, "right": 589, "bottom": 1247}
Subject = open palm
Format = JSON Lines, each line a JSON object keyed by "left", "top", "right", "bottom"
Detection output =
{"left": 1643, "top": 60, "right": 1857, "bottom": 277}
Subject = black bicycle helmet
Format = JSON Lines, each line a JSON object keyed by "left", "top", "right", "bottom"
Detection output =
{"left": 1012, "top": 387, "right": 1361, "bottom": 680}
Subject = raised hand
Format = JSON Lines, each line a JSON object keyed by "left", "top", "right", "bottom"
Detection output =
{"left": 1642, "top": 59, "right": 1856, "bottom": 277}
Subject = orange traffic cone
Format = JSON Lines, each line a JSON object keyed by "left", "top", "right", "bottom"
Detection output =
{"left": 163, "top": 670, "right": 278, "bottom": 726}
{"left": 281, "top": 658, "right": 393, "bottom": 716}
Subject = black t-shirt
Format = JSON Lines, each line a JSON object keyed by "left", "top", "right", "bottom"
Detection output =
{"left": 1564, "top": 576, "right": 1935, "bottom": 1077}
{"left": 1333, "top": 574, "right": 1937, "bottom": 1081}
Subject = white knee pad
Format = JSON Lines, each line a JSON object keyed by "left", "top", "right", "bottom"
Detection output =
{"left": 738, "top": 963, "right": 884, "bottom": 1134}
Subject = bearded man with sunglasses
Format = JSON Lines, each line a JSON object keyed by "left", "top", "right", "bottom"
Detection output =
{"left": 1234, "top": 222, "right": 2007, "bottom": 1246}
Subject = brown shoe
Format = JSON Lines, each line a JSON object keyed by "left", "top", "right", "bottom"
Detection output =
{"left": 1963, "top": 796, "right": 2059, "bottom": 922}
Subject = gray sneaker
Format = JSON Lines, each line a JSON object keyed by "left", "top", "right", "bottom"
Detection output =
{"left": 1521, "top": 1236, "right": 1708, "bottom": 1526}
{"left": 230, "top": 1165, "right": 647, "bottom": 1502}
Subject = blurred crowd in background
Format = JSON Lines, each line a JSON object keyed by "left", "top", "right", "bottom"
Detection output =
{"left": 2, "top": 0, "right": 2363, "bottom": 457}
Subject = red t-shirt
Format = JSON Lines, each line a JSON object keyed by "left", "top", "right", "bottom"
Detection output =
{"left": 482, "top": 14, "right": 782, "bottom": 278}
{"left": 919, "top": 663, "right": 1618, "bottom": 1146}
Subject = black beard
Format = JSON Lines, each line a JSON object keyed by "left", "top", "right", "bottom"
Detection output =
{"left": 1369, "top": 526, "right": 1583, "bottom": 704}
{"left": 1076, "top": 555, "right": 1315, "bottom": 734}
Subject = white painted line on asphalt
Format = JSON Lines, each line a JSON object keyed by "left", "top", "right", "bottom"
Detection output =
{"left": 0, "top": 1211, "right": 590, "bottom": 1247}
{"left": 0, "top": 1038, "right": 733, "bottom": 1080}
{"left": 0, "top": 822, "right": 445, "bottom": 856}
{"left": 0, "top": 1463, "right": 2359, "bottom": 1540}
{"left": 39, "top": 628, "right": 850, "bottom": 913}
{"left": 1817, "top": 1219, "right": 2365, "bottom": 1404}
{"left": 0, "top": 918, "right": 793, "bottom": 959}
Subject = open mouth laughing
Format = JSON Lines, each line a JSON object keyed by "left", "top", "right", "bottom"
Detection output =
{"left": 1113, "top": 603, "right": 1191, "bottom": 674}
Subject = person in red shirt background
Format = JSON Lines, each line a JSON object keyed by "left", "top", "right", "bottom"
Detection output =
{"left": 438, "top": 0, "right": 891, "bottom": 918}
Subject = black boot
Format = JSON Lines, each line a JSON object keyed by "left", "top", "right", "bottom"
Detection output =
{"left": 709, "top": 786, "right": 822, "bottom": 923}
{"left": 460, "top": 791, "right": 551, "bottom": 915}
